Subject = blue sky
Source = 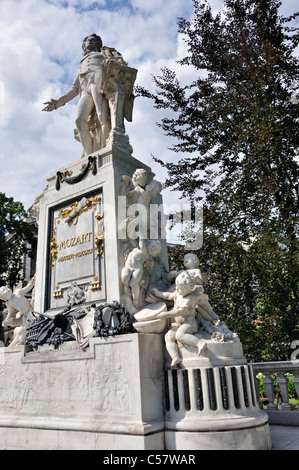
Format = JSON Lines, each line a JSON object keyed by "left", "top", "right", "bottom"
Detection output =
{"left": 0, "top": 0, "right": 298, "bottom": 214}
{"left": 0, "top": 0, "right": 198, "bottom": 212}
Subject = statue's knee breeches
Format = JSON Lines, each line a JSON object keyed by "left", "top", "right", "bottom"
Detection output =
{"left": 98, "top": 112, "right": 110, "bottom": 125}
{"left": 75, "top": 114, "right": 89, "bottom": 131}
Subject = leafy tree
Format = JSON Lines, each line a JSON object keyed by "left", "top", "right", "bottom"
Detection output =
{"left": 137, "top": 0, "right": 299, "bottom": 361}
{"left": 0, "top": 193, "right": 34, "bottom": 290}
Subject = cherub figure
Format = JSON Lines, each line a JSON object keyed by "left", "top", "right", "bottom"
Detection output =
{"left": 119, "top": 169, "right": 162, "bottom": 250}
{"left": 121, "top": 247, "right": 145, "bottom": 309}
{"left": 183, "top": 253, "right": 220, "bottom": 326}
{"left": 144, "top": 240, "right": 170, "bottom": 302}
{"left": 0, "top": 277, "right": 35, "bottom": 328}
{"left": 183, "top": 253, "right": 205, "bottom": 284}
{"left": 66, "top": 282, "right": 86, "bottom": 306}
{"left": 0, "top": 276, "right": 35, "bottom": 345}
{"left": 152, "top": 271, "right": 207, "bottom": 367}
{"left": 121, "top": 239, "right": 163, "bottom": 310}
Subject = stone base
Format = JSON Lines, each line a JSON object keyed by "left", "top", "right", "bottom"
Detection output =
{"left": 165, "top": 422, "right": 271, "bottom": 450}
{"left": 0, "top": 332, "right": 272, "bottom": 450}
{"left": 0, "top": 426, "right": 164, "bottom": 450}
{"left": 266, "top": 409, "right": 299, "bottom": 426}
{"left": 163, "top": 341, "right": 272, "bottom": 450}
{"left": 0, "top": 333, "right": 165, "bottom": 450}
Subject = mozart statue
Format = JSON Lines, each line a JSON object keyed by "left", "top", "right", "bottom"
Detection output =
{"left": 42, "top": 33, "right": 137, "bottom": 156}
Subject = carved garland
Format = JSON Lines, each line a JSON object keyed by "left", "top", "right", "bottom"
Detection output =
{"left": 50, "top": 228, "right": 58, "bottom": 269}
{"left": 56, "top": 155, "right": 97, "bottom": 190}
{"left": 95, "top": 213, "right": 104, "bottom": 259}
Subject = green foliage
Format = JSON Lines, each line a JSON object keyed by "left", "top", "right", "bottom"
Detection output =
{"left": 0, "top": 192, "right": 33, "bottom": 290}
{"left": 169, "top": 231, "right": 298, "bottom": 361}
{"left": 256, "top": 372, "right": 298, "bottom": 401}
{"left": 139, "top": 0, "right": 299, "bottom": 361}
{"left": 256, "top": 373, "right": 266, "bottom": 397}
{"left": 287, "top": 373, "right": 298, "bottom": 399}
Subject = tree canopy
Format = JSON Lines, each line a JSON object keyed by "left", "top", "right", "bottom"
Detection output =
{"left": 0, "top": 193, "right": 34, "bottom": 290}
{"left": 137, "top": 0, "right": 299, "bottom": 361}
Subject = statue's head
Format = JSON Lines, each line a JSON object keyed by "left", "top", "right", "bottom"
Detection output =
{"left": 82, "top": 33, "right": 103, "bottom": 53}
{"left": 0, "top": 286, "right": 13, "bottom": 301}
{"left": 132, "top": 168, "right": 148, "bottom": 188}
{"left": 175, "top": 271, "right": 196, "bottom": 296}
{"left": 184, "top": 253, "right": 200, "bottom": 269}
{"left": 147, "top": 239, "right": 162, "bottom": 258}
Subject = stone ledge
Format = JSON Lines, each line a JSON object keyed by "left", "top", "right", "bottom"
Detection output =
{"left": 266, "top": 409, "right": 299, "bottom": 426}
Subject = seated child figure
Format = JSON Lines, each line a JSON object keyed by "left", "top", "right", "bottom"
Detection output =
{"left": 152, "top": 270, "right": 206, "bottom": 367}
{"left": 121, "top": 247, "right": 145, "bottom": 309}
{"left": 183, "top": 253, "right": 220, "bottom": 326}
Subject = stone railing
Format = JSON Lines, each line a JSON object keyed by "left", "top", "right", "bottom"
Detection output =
{"left": 251, "top": 361, "right": 299, "bottom": 425}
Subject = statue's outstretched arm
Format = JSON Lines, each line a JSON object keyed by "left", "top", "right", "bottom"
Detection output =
{"left": 18, "top": 276, "right": 35, "bottom": 295}
{"left": 42, "top": 75, "right": 80, "bottom": 111}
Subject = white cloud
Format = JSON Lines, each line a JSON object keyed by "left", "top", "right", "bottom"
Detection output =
{"left": 0, "top": 0, "right": 195, "bottom": 211}
{"left": 0, "top": 0, "right": 297, "bottom": 214}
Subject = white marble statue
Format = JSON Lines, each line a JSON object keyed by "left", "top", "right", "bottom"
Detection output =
{"left": 42, "top": 33, "right": 137, "bottom": 156}
{"left": 119, "top": 168, "right": 162, "bottom": 252}
{"left": 144, "top": 242, "right": 171, "bottom": 303}
{"left": 138, "top": 254, "right": 241, "bottom": 365}
{"left": 119, "top": 168, "right": 164, "bottom": 312}
{"left": 8, "top": 326, "right": 25, "bottom": 348}
{"left": 152, "top": 271, "right": 207, "bottom": 367}
{"left": 291, "top": 80, "right": 299, "bottom": 104}
{"left": 183, "top": 253, "right": 220, "bottom": 326}
{"left": 121, "top": 247, "right": 145, "bottom": 310}
{"left": 66, "top": 282, "right": 86, "bottom": 306}
{"left": 0, "top": 276, "right": 35, "bottom": 345}
{"left": 121, "top": 239, "right": 163, "bottom": 311}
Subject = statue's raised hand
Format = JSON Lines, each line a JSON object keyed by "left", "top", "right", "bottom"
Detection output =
{"left": 42, "top": 99, "right": 58, "bottom": 112}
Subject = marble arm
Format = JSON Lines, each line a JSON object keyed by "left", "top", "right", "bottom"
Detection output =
{"left": 158, "top": 308, "right": 184, "bottom": 319}
{"left": 151, "top": 288, "right": 175, "bottom": 301}
{"left": 42, "top": 75, "right": 80, "bottom": 111}
{"left": 56, "top": 75, "right": 80, "bottom": 108}
{"left": 18, "top": 277, "right": 35, "bottom": 296}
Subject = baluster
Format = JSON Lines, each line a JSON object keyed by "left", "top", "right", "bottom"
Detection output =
{"left": 263, "top": 374, "right": 277, "bottom": 409}
{"left": 276, "top": 374, "right": 292, "bottom": 410}
{"left": 254, "top": 371, "right": 264, "bottom": 409}
{"left": 292, "top": 372, "right": 299, "bottom": 410}
{"left": 255, "top": 377, "right": 263, "bottom": 409}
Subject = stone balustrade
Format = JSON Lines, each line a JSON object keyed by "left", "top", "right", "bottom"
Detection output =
{"left": 251, "top": 360, "right": 299, "bottom": 425}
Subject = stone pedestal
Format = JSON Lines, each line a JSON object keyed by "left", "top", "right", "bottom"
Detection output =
{"left": 3, "top": 144, "right": 271, "bottom": 450}
{"left": 0, "top": 333, "right": 165, "bottom": 450}
{"left": 163, "top": 339, "right": 272, "bottom": 450}
{"left": 33, "top": 145, "right": 167, "bottom": 315}
{"left": 0, "top": 332, "right": 271, "bottom": 449}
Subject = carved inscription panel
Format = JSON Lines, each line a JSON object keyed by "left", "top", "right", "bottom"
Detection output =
{"left": 47, "top": 192, "right": 105, "bottom": 310}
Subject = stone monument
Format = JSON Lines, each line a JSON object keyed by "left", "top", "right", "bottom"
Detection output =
{"left": 0, "top": 33, "right": 271, "bottom": 450}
